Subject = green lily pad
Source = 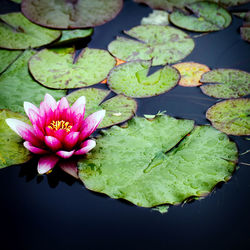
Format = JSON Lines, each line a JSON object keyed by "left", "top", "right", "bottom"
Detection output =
{"left": 169, "top": 2, "right": 232, "bottom": 32}
{"left": 108, "top": 25, "right": 194, "bottom": 66}
{"left": 206, "top": 98, "right": 250, "bottom": 136}
{"left": 200, "top": 69, "right": 250, "bottom": 99}
{"left": 233, "top": 12, "right": 248, "bottom": 19}
{"left": 0, "top": 49, "right": 22, "bottom": 74}
{"left": 141, "top": 10, "right": 169, "bottom": 25}
{"left": 10, "top": 0, "right": 21, "bottom": 3}
{"left": 0, "top": 12, "right": 61, "bottom": 50}
{"left": 0, "top": 109, "right": 31, "bottom": 169}
{"left": 53, "top": 29, "right": 93, "bottom": 46}
{"left": 107, "top": 60, "right": 180, "bottom": 98}
{"left": 133, "top": 0, "right": 249, "bottom": 12}
{"left": 0, "top": 50, "right": 66, "bottom": 114}
{"left": 78, "top": 115, "right": 237, "bottom": 207}
{"left": 29, "top": 47, "right": 116, "bottom": 89}
{"left": 241, "top": 27, "right": 250, "bottom": 42}
{"left": 67, "top": 88, "right": 137, "bottom": 128}
{"left": 21, "top": 0, "right": 123, "bottom": 29}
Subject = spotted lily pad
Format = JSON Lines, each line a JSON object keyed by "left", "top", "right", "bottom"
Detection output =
{"left": 169, "top": 2, "right": 232, "bottom": 32}
{"left": 141, "top": 10, "right": 169, "bottom": 25}
{"left": 134, "top": 0, "right": 249, "bottom": 12}
{"left": 200, "top": 69, "right": 250, "bottom": 99}
{"left": 53, "top": 29, "right": 93, "bottom": 46}
{"left": 0, "top": 50, "right": 66, "bottom": 114}
{"left": 67, "top": 88, "right": 137, "bottom": 128}
{"left": 0, "top": 12, "right": 61, "bottom": 50}
{"left": 0, "top": 109, "right": 31, "bottom": 169}
{"left": 107, "top": 60, "right": 180, "bottom": 98}
{"left": 206, "top": 98, "right": 250, "bottom": 136}
{"left": 21, "top": 0, "right": 123, "bottom": 29}
{"left": 78, "top": 115, "right": 237, "bottom": 207}
{"left": 29, "top": 47, "right": 116, "bottom": 89}
{"left": 173, "top": 62, "right": 210, "bottom": 87}
{"left": 108, "top": 25, "right": 195, "bottom": 66}
{"left": 0, "top": 49, "right": 22, "bottom": 74}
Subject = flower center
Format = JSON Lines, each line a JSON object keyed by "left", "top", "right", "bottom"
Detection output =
{"left": 48, "top": 120, "right": 72, "bottom": 132}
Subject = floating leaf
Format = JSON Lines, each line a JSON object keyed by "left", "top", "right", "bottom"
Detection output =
{"left": 200, "top": 69, "right": 250, "bottom": 99}
{"left": 134, "top": 0, "right": 249, "bottom": 12}
{"left": 141, "top": 10, "right": 169, "bottom": 25}
{"left": 152, "top": 205, "right": 169, "bottom": 214}
{"left": 10, "top": 0, "right": 21, "bottom": 3}
{"left": 206, "top": 98, "right": 250, "bottom": 136}
{"left": 0, "top": 49, "right": 22, "bottom": 74}
{"left": 173, "top": 62, "right": 210, "bottom": 87}
{"left": 78, "top": 116, "right": 237, "bottom": 207}
{"left": 21, "top": 0, "right": 123, "bottom": 29}
{"left": 169, "top": 2, "right": 231, "bottom": 32}
{"left": 53, "top": 29, "right": 93, "bottom": 46}
{"left": 241, "top": 27, "right": 250, "bottom": 42}
{"left": 0, "top": 50, "right": 66, "bottom": 114}
{"left": 0, "top": 12, "right": 61, "bottom": 50}
{"left": 0, "top": 109, "right": 31, "bottom": 169}
{"left": 233, "top": 12, "right": 248, "bottom": 19}
{"left": 108, "top": 25, "right": 194, "bottom": 66}
{"left": 67, "top": 88, "right": 137, "bottom": 128}
{"left": 29, "top": 47, "right": 116, "bottom": 89}
{"left": 108, "top": 60, "right": 180, "bottom": 98}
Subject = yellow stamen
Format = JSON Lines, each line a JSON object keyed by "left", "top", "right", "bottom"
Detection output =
{"left": 48, "top": 120, "right": 72, "bottom": 132}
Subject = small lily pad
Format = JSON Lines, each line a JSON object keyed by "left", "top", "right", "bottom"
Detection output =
{"left": 200, "top": 69, "right": 250, "bottom": 99}
{"left": 241, "top": 27, "right": 250, "bottom": 42}
{"left": 78, "top": 115, "right": 237, "bottom": 207}
{"left": 21, "top": 0, "right": 123, "bottom": 29}
{"left": 141, "top": 10, "right": 169, "bottom": 25}
{"left": 108, "top": 25, "right": 195, "bottom": 66}
{"left": 0, "top": 50, "right": 66, "bottom": 114}
{"left": 107, "top": 60, "right": 180, "bottom": 98}
{"left": 0, "top": 12, "right": 61, "bottom": 49}
{"left": 0, "top": 109, "right": 31, "bottom": 169}
{"left": 53, "top": 29, "right": 93, "bottom": 46}
{"left": 173, "top": 62, "right": 210, "bottom": 87}
{"left": 29, "top": 47, "right": 116, "bottom": 89}
{"left": 134, "top": 0, "right": 249, "bottom": 12}
{"left": 67, "top": 88, "right": 137, "bottom": 128}
{"left": 10, "top": 0, "right": 21, "bottom": 3}
{"left": 169, "top": 2, "right": 232, "bottom": 32}
{"left": 0, "top": 49, "right": 22, "bottom": 74}
{"left": 206, "top": 98, "right": 250, "bottom": 136}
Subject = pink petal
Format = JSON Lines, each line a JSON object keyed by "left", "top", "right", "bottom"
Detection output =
{"left": 59, "top": 161, "right": 79, "bottom": 179}
{"left": 26, "top": 108, "right": 42, "bottom": 127}
{"left": 56, "top": 150, "right": 75, "bottom": 159}
{"left": 43, "top": 93, "right": 57, "bottom": 111}
{"left": 71, "top": 96, "right": 86, "bottom": 117}
{"left": 24, "top": 101, "right": 39, "bottom": 118}
{"left": 23, "top": 141, "right": 48, "bottom": 154}
{"left": 38, "top": 155, "right": 59, "bottom": 174}
{"left": 63, "top": 131, "right": 80, "bottom": 150}
{"left": 57, "top": 97, "right": 69, "bottom": 113}
{"left": 79, "top": 110, "right": 105, "bottom": 141}
{"left": 75, "top": 139, "right": 96, "bottom": 155}
{"left": 45, "top": 136, "right": 62, "bottom": 151}
{"left": 5, "top": 118, "right": 42, "bottom": 147}
{"left": 33, "top": 124, "right": 45, "bottom": 141}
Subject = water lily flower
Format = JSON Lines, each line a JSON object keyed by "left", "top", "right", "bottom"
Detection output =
{"left": 6, "top": 94, "right": 105, "bottom": 178}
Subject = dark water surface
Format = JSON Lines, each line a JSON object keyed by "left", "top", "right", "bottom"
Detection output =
{"left": 0, "top": 0, "right": 250, "bottom": 249}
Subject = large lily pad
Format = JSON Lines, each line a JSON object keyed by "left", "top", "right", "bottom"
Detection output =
{"left": 0, "top": 49, "right": 22, "bottom": 74}
{"left": 134, "top": 0, "right": 249, "bottom": 12}
{"left": 78, "top": 115, "right": 237, "bottom": 207}
{"left": 169, "top": 2, "right": 232, "bottom": 32}
{"left": 29, "top": 47, "right": 116, "bottom": 89}
{"left": 107, "top": 60, "right": 180, "bottom": 98}
{"left": 21, "top": 0, "right": 123, "bottom": 29}
{"left": 0, "top": 109, "right": 31, "bottom": 169}
{"left": 0, "top": 12, "right": 61, "bottom": 50}
{"left": 53, "top": 29, "right": 93, "bottom": 46}
{"left": 67, "top": 88, "right": 137, "bottom": 128}
{"left": 0, "top": 50, "right": 66, "bottom": 114}
{"left": 200, "top": 69, "right": 250, "bottom": 99}
{"left": 173, "top": 62, "right": 210, "bottom": 87}
{"left": 108, "top": 25, "right": 195, "bottom": 66}
{"left": 206, "top": 98, "right": 250, "bottom": 136}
